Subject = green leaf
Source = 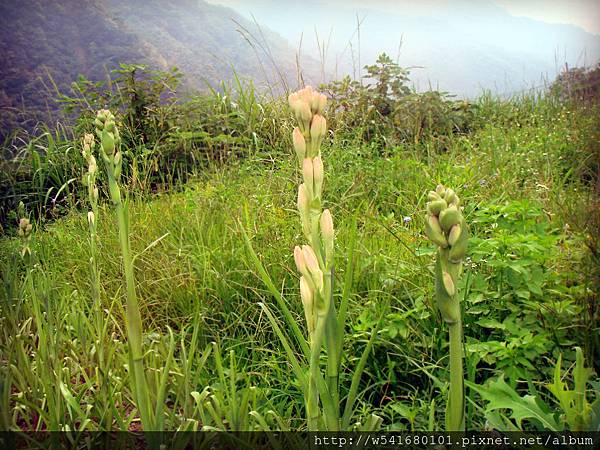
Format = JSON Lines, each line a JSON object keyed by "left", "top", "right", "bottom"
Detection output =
{"left": 467, "top": 377, "right": 562, "bottom": 430}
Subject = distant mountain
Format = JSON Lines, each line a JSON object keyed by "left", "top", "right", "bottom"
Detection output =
{"left": 0, "top": 0, "right": 320, "bottom": 134}
{"left": 212, "top": 0, "right": 600, "bottom": 97}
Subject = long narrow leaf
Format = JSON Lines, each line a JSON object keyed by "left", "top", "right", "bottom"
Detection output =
{"left": 238, "top": 212, "right": 309, "bottom": 357}
{"left": 258, "top": 302, "right": 307, "bottom": 393}
{"left": 342, "top": 319, "right": 381, "bottom": 430}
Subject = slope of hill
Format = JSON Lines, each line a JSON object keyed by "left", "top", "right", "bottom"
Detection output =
{"left": 0, "top": 0, "right": 319, "bottom": 135}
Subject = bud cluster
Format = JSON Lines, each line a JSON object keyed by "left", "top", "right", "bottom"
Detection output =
{"left": 82, "top": 133, "right": 99, "bottom": 226}
{"left": 424, "top": 184, "right": 469, "bottom": 323}
{"left": 18, "top": 217, "right": 33, "bottom": 257}
{"left": 289, "top": 87, "right": 333, "bottom": 340}
{"left": 94, "top": 110, "right": 123, "bottom": 205}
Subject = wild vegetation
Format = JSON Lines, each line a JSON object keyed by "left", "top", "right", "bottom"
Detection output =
{"left": 0, "top": 55, "right": 599, "bottom": 439}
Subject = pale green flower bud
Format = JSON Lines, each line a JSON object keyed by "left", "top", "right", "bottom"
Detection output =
{"left": 88, "top": 211, "right": 95, "bottom": 227}
{"left": 427, "top": 199, "right": 447, "bottom": 216}
{"left": 101, "top": 130, "right": 116, "bottom": 157}
{"left": 448, "top": 223, "right": 461, "bottom": 247}
{"left": 298, "top": 184, "right": 311, "bottom": 237}
{"left": 425, "top": 215, "right": 448, "bottom": 248}
{"left": 427, "top": 190, "right": 441, "bottom": 202}
{"left": 439, "top": 205, "right": 460, "bottom": 232}
{"left": 442, "top": 271, "right": 456, "bottom": 296}
{"left": 297, "top": 102, "right": 312, "bottom": 135}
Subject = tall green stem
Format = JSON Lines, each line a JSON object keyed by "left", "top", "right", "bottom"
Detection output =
{"left": 115, "top": 200, "right": 152, "bottom": 429}
{"left": 448, "top": 319, "right": 464, "bottom": 431}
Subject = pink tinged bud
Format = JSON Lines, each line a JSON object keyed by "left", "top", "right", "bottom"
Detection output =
{"left": 294, "top": 245, "right": 309, "bottom": 278}
{"left": 312, "top": 156, "right": 324, "bottom": 197}
{"left": 310, "top": 114, "right": 327, "bottom": 142}
{"left": 297, "top": 184, "right": 310, "bottom": 213}
{"left": 288, "top": 92, "right": 299, "bottom": 110}
{"left": 321, "top": 209, "right": 334, "bottom": 268}
{"left": 297, "top": 102, "right": 312, "bottom": 133}
{"left": 299, "top": 276, "right": 315, "bottom": 333}
{"left": 302, "top": 158, "right": 314, "bottom": 195}
{"left": 301, "top": 245, "right": 320, "bottom": 274}
{"left": 294, "top": 246, "right": 304, "bottom": 269}
{"left": 320, "top": 209, "right": 334, "bottom": 241}
{"left": 317, "top": 93, "right": 327, "bottom": 115}
{"left": 292, "top": 127, "right": 306, "bottom": 162}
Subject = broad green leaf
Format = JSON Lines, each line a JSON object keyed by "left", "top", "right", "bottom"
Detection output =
{"left": 467, "top": 377, "right": 561, "bottom": 430}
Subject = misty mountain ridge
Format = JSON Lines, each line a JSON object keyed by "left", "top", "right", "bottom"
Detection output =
{"left": 213, "top": 0, "right": 600, "bottom": 97}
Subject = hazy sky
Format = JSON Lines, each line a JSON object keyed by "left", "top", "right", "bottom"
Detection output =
{"left": 211, "top": 1, "right": 600, "bottom": 35}
{"left": 497, "top": 0, "right": 600, "bottom": 34}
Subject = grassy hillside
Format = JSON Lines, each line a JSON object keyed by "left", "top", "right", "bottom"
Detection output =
{"left": 0, "top": 59, "right": 599, "bottom": 437}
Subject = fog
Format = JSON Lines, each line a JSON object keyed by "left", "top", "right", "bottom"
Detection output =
{"left": 208, "top": 0, "right": 600, "bottom": 97}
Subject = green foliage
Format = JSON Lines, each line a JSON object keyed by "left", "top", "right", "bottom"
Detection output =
{"left": 321, "top": 53, "right": 476, "bottom": 149}
{"left": 470, "top": 347, "right": 599, "bottom": 431}
{"left": 1, "top": 58, "right": 599, "bottom": 433}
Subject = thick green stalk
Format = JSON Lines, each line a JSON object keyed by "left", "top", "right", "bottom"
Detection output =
{"left": 323, "top": 271, "right": 340, "bottom": 425}
{"left": 448, "top": 319, "right": 464, "bottom": 431}
{"left": 308, "top": 317, "right": 326, "bottom": 431}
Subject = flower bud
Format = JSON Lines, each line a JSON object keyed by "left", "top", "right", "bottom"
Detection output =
{"left": 448, "top": 223, "right": 461, "bottom": 247}
{"left": 320, "top": 209, "right": 334, "bottom": 242}
{"left": 302, "top": 158, "right": 314, "bottom": 195}
{"left": 439, "top": 205, "right": 461, "bottom": 232}
{"left": 88, "top": 155, "right": 97, "bottom": 175}
{"left": 292, "top": 127, "right": 306, "bottom": 162}
{"left": 427, "top": 199, "right": 447, "bottom": 216}
{"left": 93, "top": 187, "right": 99, "bottom": 203}
{"left": 444, "top": 188, "right": 456, "bottom": 205}
{"left": 296, "top": 102, "right": 312, "bottom": 135}
{"left": 312, "top": 156, "right": 324, "bottom": 197}
{"left": 442, "top": 271, "right": 456, "bottom": 297}
{"left": 101, "top": 130, "right": 116, "bottom": 157}
{"left": 320, "top": 209, "right": 334, "bottom": 267}
{"left": 427, "top": 190, "right": 441, "bottom": 202}
{"left": 297, "top": 184, "right": 311, "bottom": 237}
{"left": 316, "top": 93, "right": 327, "bottom": 115}
{"left": 301, "top": 245, "right": 320, "bottom": 274}
{"left": 299, "top": 276, "right": 315, "bottom": 334}
{"left": 88, "top": 211, "right": 95, "bottom": 227}
{"left": 425, "top": 215, "right": 448, "bottom": 248}
{"left": 310, "top": 114, "right": 327, "bottom": 142}
{"left": 435, "top": 184, "right": 446, "bottom": 195}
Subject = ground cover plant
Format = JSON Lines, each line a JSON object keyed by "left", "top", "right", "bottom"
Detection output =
{"left": 1, "top": 58, "right": 599, "bottom": 441}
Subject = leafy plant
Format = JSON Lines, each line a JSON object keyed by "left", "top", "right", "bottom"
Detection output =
{"left": 469, "top": 347, "right": 599, "bottom": 431}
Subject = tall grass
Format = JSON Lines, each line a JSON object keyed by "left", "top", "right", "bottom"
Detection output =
{"left": 1, "top": 65, "right": 599, "bottom": 433}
